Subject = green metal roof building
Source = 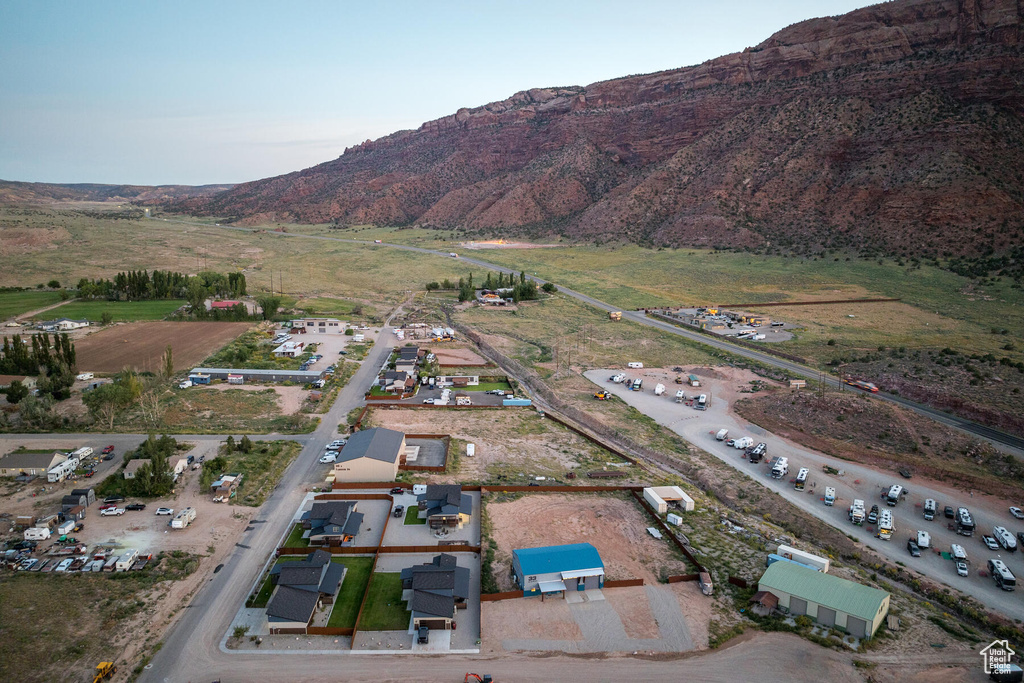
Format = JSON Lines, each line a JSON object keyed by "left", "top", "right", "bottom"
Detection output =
{"left": 757, "top": 561, "right": 890, "bottom": 638}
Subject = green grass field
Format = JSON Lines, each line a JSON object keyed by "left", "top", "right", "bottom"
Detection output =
{"left": 327, "top": 556, "right": 375, "bottom": 628}
{"left": 356, "top": 573, "right": 410, "bottom": 631}
{"left": 41, "top": 299, "right": 186, "bottom": 321}
{"left": 294, "top": 296, "right": 373, "bottom": 319}
{"left": 283, "top": 523, "right": 309, "bottom": 547}
{"left": 461, "top": 245, "right": 1024, "bottom": 364}
{"left": 0, "top": 289, "right": 64, "bottom": 319}
{"left": 404, "top": 506, "right": 425, "bottom": 525}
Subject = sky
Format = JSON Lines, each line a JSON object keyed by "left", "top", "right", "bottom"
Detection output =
{"left": 0, "top": 1, "right": 879, "bottom": 186}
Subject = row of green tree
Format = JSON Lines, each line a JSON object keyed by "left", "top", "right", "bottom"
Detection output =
{"left": 77, "top": 269, "right": 247, "bottom": 301}
{"left": 425, "top": 271, "right": 555, "bottom": 303}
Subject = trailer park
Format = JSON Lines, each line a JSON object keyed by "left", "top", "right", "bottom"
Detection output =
{"left": 2, "top": 301, "right": 1023, "bottom": 681}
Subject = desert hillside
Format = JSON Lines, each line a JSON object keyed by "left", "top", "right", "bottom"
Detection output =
{"left": 176, "top": 0, "right": 1024, "bottom": 259}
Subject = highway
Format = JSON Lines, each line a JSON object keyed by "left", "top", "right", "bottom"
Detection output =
{"left": 155, "top": 214, "right": 1024, "bottom": 455}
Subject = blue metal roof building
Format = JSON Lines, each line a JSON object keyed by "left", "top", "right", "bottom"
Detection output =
{"left": 512, "top": 543, "right": 604, "bottom": 597}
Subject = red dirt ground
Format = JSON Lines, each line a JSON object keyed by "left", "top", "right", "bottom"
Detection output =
{"left": 75, "top": 322, "right": 251, "bottom": 373}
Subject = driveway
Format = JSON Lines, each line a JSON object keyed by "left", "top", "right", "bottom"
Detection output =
{"left": 502, "top": 585, "right": 693, "bottom": 653}
{"left": 382, "top": 491, "right": 481, "bottom": 548}
{"left": 585, "top": 369, "right": 1024, "bottom": 622}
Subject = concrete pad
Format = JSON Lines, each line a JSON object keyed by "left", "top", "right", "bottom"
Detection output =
{"left": 585, "top": 589, "right": 605, "bottom": 602}
{"left": 565, "top": 591, "right": 584, "bottom": 604}
{"left": 412, "top": 628, "right": 451, "bottom": 652}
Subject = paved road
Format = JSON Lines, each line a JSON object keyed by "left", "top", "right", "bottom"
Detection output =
{"left": 585, "top": 368, "right": 1024, "bottom": 622}
{"left": 150, "top": 215, "right": 1024, "bottom": 455}
{"left": 138, "top": 314, "right": 397, "bottom": 683}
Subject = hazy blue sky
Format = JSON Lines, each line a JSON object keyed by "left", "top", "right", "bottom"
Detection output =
{"left": 0, "top": 1, "right": 878, "bottom": 185}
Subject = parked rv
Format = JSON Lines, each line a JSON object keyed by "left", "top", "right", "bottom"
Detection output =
{"left": 654, "top": 383, "right": 666, "bottom": 396}
{"left": 770, "top": 457, "right": 788, "bottom": 479}
{"left": 794, "top": 468, "right": 809, "bottom": 490}
{"left": 715, "top": 429, "right": 729, "bottom": 441}
{"left": 956, "top": 507, "right": 975, "bottom": 536}
{"left": 848, "top": 500, "right": 866, "bottom": 525}
{"left": 823, "top": 487, "right": 836, "bottom": 506}
{"left": 923, "top": 498, "right": 937, "bottom": 521}
{"left": 696, "top": 394, "right": 707, "bottom": 410}
{"left": 885, "top": 484, "right": 904, "bottom": 506}
{"left": 994, "top": 526, "right": 1017, "bottom": 552}
{"left": 732, "top": 437, "right": 753, "bottom": 450}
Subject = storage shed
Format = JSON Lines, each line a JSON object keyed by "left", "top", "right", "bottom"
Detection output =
{"left": 512, "top": 543, "right": 605, "bottom": 597}
{"left": 757, "top": 561, "right": 889, "bottom": 638}
{"left": 643, "top": 486, "right": 695, "bottom": 514}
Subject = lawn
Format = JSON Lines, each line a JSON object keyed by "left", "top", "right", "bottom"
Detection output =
{"left": 0, "top": 289, "right": 63, "bottom": 319}
{"left": 41, "top": 299, "right": 186, "bottom": 321}
{"left": 471, "top": 380, "right": 513, "bottom": 393}
{"left": 283, "top": 523, "right": 309, "bottom": 547}
{"left": 294, "top": 296, "right": 373, "bottom": 320}
{"left": 404, "top": 506, "right": 425, "bottom": 525}
{"left": 326, "top": 556, "right": 375, "bottom": 628}
{"left": 356, "top": 573, "right": 410, "bottom": 631}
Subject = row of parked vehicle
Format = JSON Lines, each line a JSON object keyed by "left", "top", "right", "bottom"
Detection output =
{"left": 319, "top": 438, "right": 348, "bottom": 464}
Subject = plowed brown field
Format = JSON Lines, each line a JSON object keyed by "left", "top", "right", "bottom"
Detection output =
{"left": 76, "top": 322, "right": 251, "bottom": 373}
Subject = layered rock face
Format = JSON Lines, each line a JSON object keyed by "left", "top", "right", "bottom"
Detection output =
{"left": 179, "top": 0, "right": 1024, "bottom": 257}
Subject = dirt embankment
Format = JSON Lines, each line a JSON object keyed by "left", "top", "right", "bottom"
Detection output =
{"left": 734, "top": 389, "right": 1024, "bottom": 499}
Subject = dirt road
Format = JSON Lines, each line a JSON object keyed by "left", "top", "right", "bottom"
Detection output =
{"left": 585, "top": 368, "right": 1024, "bottom": 622}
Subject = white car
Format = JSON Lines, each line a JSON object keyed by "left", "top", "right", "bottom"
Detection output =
{"left": 178, "top": 380, "right": 192, "bottom": 389}
{"left": 54, "top": 559, "right": 74, "bottom": 572}
{"left": 319, "top": 453, "right": 337, "bottom": 464}
{"left": 955, "top": 561, "right": 969, "bottom": 577}
{"left": 1010, "top": 507, "right": 1024, "bottom": 520}
{"left": 100, "top": 507, "right": 125, "bottom": 516}
{"left": 155, "top": 507, "right": 174, "bottom": 516}
{"left": 329, "top": 439, "right": 347, "bottom": 448}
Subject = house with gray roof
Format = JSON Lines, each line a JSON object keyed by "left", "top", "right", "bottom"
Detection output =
{"left": 400, "top": 553, "right": 469, "bottom": 631}
{"left": 266, "top": 549, "right": 347, "bottom": 634}
{"left": 0, "top": 451, "right": 66, "bottom": 478}
{"left": 300, "top": 501, "right": 364, "bottom": 546}
{"left": 332, "top": 427, "right": 406, "bottom": 482}
{"left": 416, "top": 484, "right": 472, "bottom": 530}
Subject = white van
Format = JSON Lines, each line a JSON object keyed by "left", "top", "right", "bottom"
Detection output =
{"left": 627, "top": 362, "right": 644, "bottom": 369}
{"left": 716, "top": 429, "right": 729, "bottom": 441}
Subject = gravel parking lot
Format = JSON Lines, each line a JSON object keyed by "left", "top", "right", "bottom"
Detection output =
{"left": 584, "top": 367, "right": 1024, "bottom": 622}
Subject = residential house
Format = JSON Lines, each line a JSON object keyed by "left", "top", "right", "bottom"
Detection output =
{"left": 0, "top": 451, "right": 66, "bottom": 478}
{"left": 123, "top": 459, "right": 151, "bottom": 480}
{"left": 332, "top": 428, "right": 406, "bottom": 482}
{"left": 416, "top": 485, "right": 472, "bottom": 530}
{"left": 512, "top": 543, "right": 605, "bottom": 597}
{"left": 400, "top": 553, "right": 469, "bottom": 630}
{"left": 0, "top": 375, "right": 35, "bottom": 390}
{"left": 380, "top": 370, "right": 414, "bottom": 394}
{"left": 39, "top": 318, "right": 89, "bottom": 331}
{"left": 169, "top": 456, "right": 189, "bottom": 476}
{"left": 300, "top": 500, "right": 363, "bottom": 546}
{"left": 266, "top": 549, "right": 347, "bottom": 634}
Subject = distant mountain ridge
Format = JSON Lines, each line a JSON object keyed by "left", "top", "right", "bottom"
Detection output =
{"left": 0, "top": 180, "right": 234, "bottom": 205}
{"left": 176, "top": 0, "right": 1022, "bottom": 258}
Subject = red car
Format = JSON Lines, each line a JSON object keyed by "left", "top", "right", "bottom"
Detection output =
{"left": 102, "top": 445, "right": 115, "bottom": 454}
{"left": 98, "top": 503, "right": 117, "bottom": 511}
{"left": 84, "top": 470, "right": 96, "bottom": 478}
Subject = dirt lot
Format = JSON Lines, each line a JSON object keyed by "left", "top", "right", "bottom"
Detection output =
{"left": 428, "top": 345, "right": 489, "bottom": 367}
{"left": 75, "top": 321, "right": 251, "bottom": 373}
{"left": 208, "top": 382, "right": 306, "bottom": 415}
{"left": 365, "top": 408, "right": 636, "bottom": 484}
{"left": 486, "top": 493, "right": 690, "bottom": 587}
{"left": 734, "top": 388, "right": 1024, "bottom": 498}
{"left": 481, "top": 595, "right": 583, "bottom": 646}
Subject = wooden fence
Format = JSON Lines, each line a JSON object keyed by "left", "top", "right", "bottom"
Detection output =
{"left": 307, "top": 626, "right": 354, "bottom": 636}
{"left": 278, "top": 546, "right": 379, "bottom": 555}
{"left": 604, "top": 578, "right": 644, "bottom": 588}
{"left": 315, "top": 492, "right": 391, "bottom": 500}
{"left": 728, "top": 576, "right": 749, "bottom": 588}
{"left": 379, "top": 545, "right": 481, "bottom": 554}
{"left": 667, "top": 574, "right": 700, "bottom": 583}
{"left": 480, "top": 590, "right": 523, "bottom": 602}
{"left": 480, "top": 484, "right": 643, "bottom": 494}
